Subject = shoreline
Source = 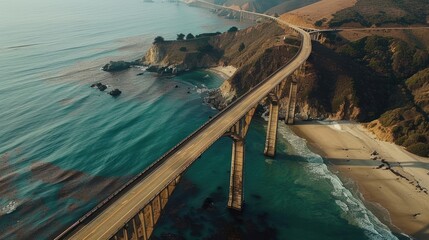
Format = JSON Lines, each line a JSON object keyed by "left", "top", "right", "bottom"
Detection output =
{"left": 290, "top": 121, "right": 429, "bottom": 239}
{"left": 207, "top": 66, "right": 237, "bottom": 79}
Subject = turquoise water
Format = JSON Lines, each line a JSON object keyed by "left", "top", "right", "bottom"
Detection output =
{"left": 0, "top": 0, "right": 403, "bottom": 239}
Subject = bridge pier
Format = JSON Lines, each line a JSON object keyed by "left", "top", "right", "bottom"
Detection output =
{"left": 264, "top": 102, "right": 279, "bottom": 157}
{"left": 264, "top": 79, "right": 287, "bottom": 157}
{"left": 225, "top": 106, "right": 256, "bottom": 211}
{"left": 285, "top": 79, "right": 298, "bottom": 125}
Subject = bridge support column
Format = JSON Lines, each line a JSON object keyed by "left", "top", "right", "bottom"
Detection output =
{"left": 264, "top": 102, "right": 279, "bottom": 157}
{"left": 225, "top": 106, "right": 256, "bottom": 211}
{"left": 264, "top": 79, "right": 287, "bottom": 157}
{"left": 286, "top": 79, "right": 298, "bottom": 125}
{"left": 229, "top": 138, "right": 245, "bottom": 210}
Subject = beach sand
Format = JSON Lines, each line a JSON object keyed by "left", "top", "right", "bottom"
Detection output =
{"left": 290, "top": 121, "right": 429, "bottom": 239}
{"left": 208, "top": 66, "right": 237, "bottom": 79}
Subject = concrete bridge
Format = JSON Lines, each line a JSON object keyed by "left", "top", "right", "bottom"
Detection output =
{"left": 55, "top": 2, "right": 312, "bottom": 240}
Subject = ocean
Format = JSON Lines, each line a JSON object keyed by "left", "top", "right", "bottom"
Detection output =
{"left": 0, "top": 0, "right": 404, "bottom": 239}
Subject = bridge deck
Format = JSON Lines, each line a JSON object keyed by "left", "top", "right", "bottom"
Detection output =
{"left": 62, "top": 5, "right": 312, "bottom": 240}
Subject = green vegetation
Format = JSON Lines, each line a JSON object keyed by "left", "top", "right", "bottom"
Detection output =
{"left": 238, "top": 42, "right": 245, "bottom": 52}
{"left": 153, "top": 36, "right": 165, "bottom": 44}
{"left": 186, "top": 33, "right": 195, "bottom": 40}
{"left": 228, "top": 26, "right": 239, "bottom": 32}
{"left": 406, "top": 68, "right": 429, "bottom": 90}
{"left": 177, "top": 33, "right": 185, "bottom": 41}
{"left": 314, "top": 20, "right": 324, "bottom": 27}
{"left": 196, "top": 32, "right": 221, "bottom": 38}
{"left": 338, "top": 36, "right": 429, "bottom": 80}
{"left": 379, "top": 107, "right": 429, "bottom": 157}
{"left": 329, "top": 0, "right": 429, "bottom": 27}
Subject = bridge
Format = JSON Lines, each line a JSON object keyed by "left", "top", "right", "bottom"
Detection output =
{"left": 55, "top": 1, "right": 312, "bottom": 240}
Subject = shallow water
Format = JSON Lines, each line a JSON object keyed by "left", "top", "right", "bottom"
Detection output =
{"left": 0, "top": 0, "right": 402, "bottom": 239}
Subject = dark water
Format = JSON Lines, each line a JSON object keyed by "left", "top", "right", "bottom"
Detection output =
{"left": 0, "top": 0, "right": 401, "bottom": 239}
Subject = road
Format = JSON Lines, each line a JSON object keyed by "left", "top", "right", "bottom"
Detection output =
{"left": 315, "top": 26, "right": 429, "bottom": 32}
{"left": 60, "top": 4, "right": 312, "bottom": 240}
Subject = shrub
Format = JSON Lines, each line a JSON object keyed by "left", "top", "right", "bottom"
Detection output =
{"left": 198, "top": 45, "right": 214, "bottom": 53}
{"left": 228, "top": 26, "right": 238, "bottom": 32}
{"left": 315, "top": 20, "right": 323, "bottom": 27}
{"left": 238, "top": 43, "right": 245, "bottom": 52}
{"left": 179, "top": 47, "right": 187, "bottom": 52}
{"left": 153, "top": 36, "right": 165, "bottom": 44}
{"left": 403, "top": 134, "right": 427, "bottom": 147}
{"left": 407, "top": 143, "right": 429, "bottom": 157}
{"left": 177, "top": 33, "right": 185, "bottom": 41}
{"left": 186, "top": 33, "right": 195, "bottom": 40}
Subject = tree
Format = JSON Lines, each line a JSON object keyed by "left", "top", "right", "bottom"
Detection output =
{"left": 177, "top": 33, "right": 185, "bottom": 41}
{"left": 274, "top": 13, "right": 279, "bottom": 18}
{"left": 186, "top": 33, "right": 195, "bottom": 40}
{"left": 228, "top": 26, "right": 238, "bottom": 32}
{"left": 153, "top": 36, "right": 165, "bottom": 44}
{"left": 239, "top": 42, "right": 245, "bottom": 52}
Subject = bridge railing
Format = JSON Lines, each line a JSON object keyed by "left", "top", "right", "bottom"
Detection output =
{"left": 55, "top": 3, "right": 310, "bottom": 239}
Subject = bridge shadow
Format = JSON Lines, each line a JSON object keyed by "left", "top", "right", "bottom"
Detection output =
{"left": 413, "top": 224, "right": 429, "bottom": 240}
{"left": 323, "top": 157, "right": 429, "bottom": 171}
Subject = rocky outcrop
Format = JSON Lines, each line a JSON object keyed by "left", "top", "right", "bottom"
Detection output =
{"left": 102, "top": 61, "right": 138, "bottom": 72}
{"left": 91, "top": 82, "right": 107, "bottom": 91}
{"left": 109, "top": 89, "right": 122, "bottom": 97}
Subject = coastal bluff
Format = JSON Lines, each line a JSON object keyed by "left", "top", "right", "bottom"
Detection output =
{"left": 141, "top": 21, "right": 429, "bottom": 157}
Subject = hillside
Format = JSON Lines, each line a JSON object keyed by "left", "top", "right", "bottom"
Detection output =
{"left": 329, "top": 0, "right": 429, "bottom": 27}
{"left": 141, "top": 18, "right": 429, "bottom": 157}
{"left": 204, "top": 0, "right": 318, "bottom": 14}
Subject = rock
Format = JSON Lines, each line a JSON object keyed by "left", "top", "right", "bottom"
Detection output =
{"left": 91, "top": 83, "right": 107, "bottom": 91}
{"left": 136, "top": 72, "right": 144, "bottom": 76}
{"left": 371, "top": 150, "right": 378, "bottom": 156}
{"left": 109, "top": 89, "right": 122, "bottom": 97}
{"left": 175, "top": 85, "right": 179, "bottom": 88}
{"left": 102, "top": 61, "right": 131, "bottom": 72}
{"left": 202, "top": 197, "right": 214, "bottom": 210}
{"left": 146, "top": 65, "right": 159, "bottom": 72}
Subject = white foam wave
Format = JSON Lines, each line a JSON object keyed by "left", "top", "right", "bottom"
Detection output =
{"left": 0, "top": 200, "right": 19, "bottom": 216}
{"left": 278, "top": 124, "right": 398, "bottom": 240}
{"left": 317, "top": 120, "right": 344, "bottom": 132}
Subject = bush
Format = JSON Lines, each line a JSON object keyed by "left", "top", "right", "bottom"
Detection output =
{"left": 177, "top": 33, "right": 185, "bottom": 41}
{"left": 314, "top": 20, "right": 323, "bottom": 27}
{"left": 406, "top": 143, "right": 429, "bottom": 157}
{"left": 153, "top": 36, "right": 165, "bottom": 44}
{"left": 238, "top": 43, "right": 245, "bottom": 52}
{"left": 198, "top": 45, "right": 214, "bottom": 53}
{"left": 179, "top": 47, "right": 187, "bottom": 52}
{"left": 403, "top": 134, "right": 427, "bottom": 147}
{"left": 228, "top": 26, "right": 238, "bottom": 32}
{"left": 186, "top": 33, "right": 195, "bottom": 40}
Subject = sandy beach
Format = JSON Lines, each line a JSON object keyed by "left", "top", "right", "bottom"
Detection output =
{"left": 208, "top": 65, "right": 237, "bottom": 79}
{"left": 290, "top": 121, "right": 429, "bottom": 239}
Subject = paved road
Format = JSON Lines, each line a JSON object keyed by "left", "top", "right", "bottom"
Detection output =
{"left": 314, "top": 26, "right": 429, "bottom": 32}
{"left": 61, "top": 5, "right": 312, "bottom": 240}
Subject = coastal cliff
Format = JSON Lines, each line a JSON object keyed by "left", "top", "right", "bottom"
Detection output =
{"left": 142, "top": 21, "right": 429, "bottom": 156}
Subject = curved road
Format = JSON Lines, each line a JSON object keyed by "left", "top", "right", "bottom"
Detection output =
{"left": 60, "top": 3, "right": 312, "bottom": 240}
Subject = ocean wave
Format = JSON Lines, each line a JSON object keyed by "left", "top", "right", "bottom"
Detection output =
{"left": 278, "top": 123, "right": 399, "bottom": 240}
{"left": 0, "top": 200, "right": 19, "bottom": 216}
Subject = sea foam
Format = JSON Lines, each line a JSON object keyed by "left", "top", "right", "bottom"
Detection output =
{"left": 278, "top": 123, "right": 399, "bottom": 240}
{"left": 0, "top": 200, "right": 19, "bottom": 216}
